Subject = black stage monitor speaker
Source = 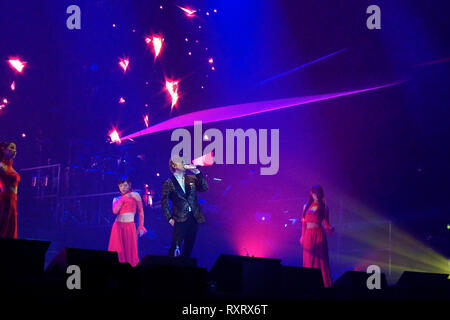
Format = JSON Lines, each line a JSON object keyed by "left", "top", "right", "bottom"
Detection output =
{"left": 282, "top": 266, "right": 324, "bottom": 297}
{"left": 46, "top": 247, "right": 119, "bottom": 275}
{"left": 136, "top": 254, "right": 206, "bottom": 298}
{"left": 396, "top": 271, "right": 449, "bottom": 288}
{"left": 0, "top": 238, "right": 50, "bottom": 283}
{"left": 396, "top": 271, "right": 449, "bottom": 290}
{"left": 209, "top": 254, "right": 282, "bottom": 297}
{"left": 333, "top": 270, "right": 388, "bottom": 291}
{"left": 137, "top": 254, "right": 197, "bottom": 268}
{"left": 45, "top": 247, "right": 121, "bottom": 294}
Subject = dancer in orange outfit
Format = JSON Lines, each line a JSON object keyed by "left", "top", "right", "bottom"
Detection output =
{"left": 0, "top": 142, "right": 20, "bottom": 238}
{"left": 108, "top": 178, "right": 146, "bottom": 266}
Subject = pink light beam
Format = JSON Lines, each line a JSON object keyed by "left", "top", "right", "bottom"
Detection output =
{"left": 121, "top": 80, "right": 406, "bottom": 141}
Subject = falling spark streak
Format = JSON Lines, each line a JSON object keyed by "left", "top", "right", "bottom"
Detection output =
{"left": 144, "top": 115, "right": 149, "bottom": 127}
{"left": 258, "top": 48, "right": 347, "bottom": 86}
{"left": 109, "top": 130, "right": 121, "bottom": 144}
{"left": 8, "top": 59, "right": 26, "bottom": 73}
{"left": 165, "top": 80, "right": 179, "bottom": 110}
{"left": 118, "top": 58, "right": 129, "bottom": 72}
{"left": 177, "top": 6, "right": 196, "bottom": 17}
{"left": 121, "top": 80, "right": 405, "bottom": 141}
{"left": 10, "top": 81, "right": 15, "bottom": 91}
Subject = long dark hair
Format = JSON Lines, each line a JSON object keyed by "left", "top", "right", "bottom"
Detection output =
{"left": 0, "top": 141, "right": 13, "bottom": 162}
{"left": 302, "top": 185, "right": 326, "bottom": 219}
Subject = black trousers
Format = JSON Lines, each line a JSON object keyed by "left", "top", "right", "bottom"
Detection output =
{"left": 168, "top": 214, "right": 198, "bottom": 258}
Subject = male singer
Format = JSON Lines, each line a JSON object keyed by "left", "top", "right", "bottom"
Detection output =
{"left": 161, "top": 155, "right": 209, "bottom": 257}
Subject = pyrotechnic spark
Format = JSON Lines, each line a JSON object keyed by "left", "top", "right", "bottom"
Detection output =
{"left": 121, "top": 80, "right": 405, "bottom": 141}
{"left": 145, "top": 36, "right": 163, "bottom": 59}
{"left": 177, "top": 6, "right": 196, "bottom": 17}
{"left": 208, "top": 58, "right": 213, "bottom": 64}
{"left": 3, "top": 98, "right": 8, "bottom": 104}
{"left": 0, "top": 104, "right": 6, "bottom": 110}
{"left": 165, "top": 80, "right": 179, "bottom": 110}
{"left": 109, "top": 129, "right": 121, "bottom": 144}
{"left": 152, "top": 37, "right": 162, "bottom": 58}
{"left": 144, "top": 115, "right": 149, "bottom": 127}
{"left": 10, "top": 81, "right": 15, "bottom": 91}
{"left": 118, "top": 58, "right": 129, "bottom": 72}
{"left": 119, "top": 97, "right": 126, "bottom": 104}
{"left": 8, "top": 58, "right": 26, "bottom": 73}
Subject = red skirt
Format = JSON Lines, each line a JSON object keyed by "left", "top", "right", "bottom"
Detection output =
{"left": 0, "top": 192, "right": 18, "bottom": 238}
{"left": 302, "top": 227, "right": 332, "bottom": 288}
{"left": 108, "top": 220, "right": 139, "bottom": 267}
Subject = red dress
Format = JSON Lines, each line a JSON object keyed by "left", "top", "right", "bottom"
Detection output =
{"left": 301, "top": 203, "right": 333, "bottom": 287}
{"left": 0, "top": 159, "right": 20, "bottom": 238}
{"left": 108, "top": 193, "right": 144, "bottom": 267}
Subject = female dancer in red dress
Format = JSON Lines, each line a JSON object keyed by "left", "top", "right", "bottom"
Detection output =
{"left": 0, "top": 142, "right": 20, "bottom": 238}
{"left": 300, "top": 185, "right": 334, "bottom": 288}
{"left": 108, "top": 178, "right": 147, "bottom": 266}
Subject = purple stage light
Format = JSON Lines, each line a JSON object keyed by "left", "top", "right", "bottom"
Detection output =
{"left": 121, "top": 80, "right": 405, "bottom": 141}
{"left": 258, "top": 48, "right": 347, "bottom": 86}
